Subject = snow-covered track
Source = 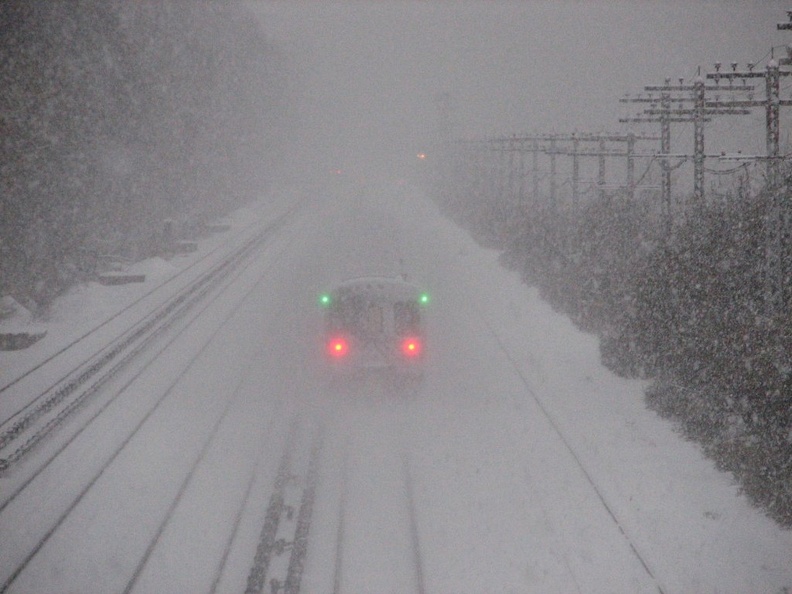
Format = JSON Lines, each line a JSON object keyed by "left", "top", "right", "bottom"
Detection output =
{"left": 483, "top": 319, "right": 666, "bottom": 594}
{"left": 244, "top": 418, "right": 323, "bottom": 594}
{"left": 329, "top": 422, "right": 426, "bottom": 594}
{"left": 330, "top": 437, "right": 350, "bottom": 594}
{"left": 118, "top": 362, "right": 272, "bottom": 594}
{"left": 0, "top": 205, "right": 290, "bottom": 399}
{"left": 402, "top": 451, "right": 427, "bottom": 594}
{"left": 0, "top": 207, "right": 298, "bottom": 475}
{"left": 0, "top": 204, "right": 303, "bottom": 594}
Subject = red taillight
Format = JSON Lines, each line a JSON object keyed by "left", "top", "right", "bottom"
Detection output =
{"left": 401, "top": 337, "right": 422, "bottom": 358}
{"left": 327, "top": 336, "right": 349, "bottom": 358}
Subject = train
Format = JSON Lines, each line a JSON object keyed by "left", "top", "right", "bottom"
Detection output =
{"left": 319, "top": 276, "right": 429, "bottom": 381}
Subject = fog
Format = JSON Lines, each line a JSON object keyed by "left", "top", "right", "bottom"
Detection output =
{"left": 250, "top": 0, "right": 790, "bottom": 178}
{"left": 2, "top": 2, "right": 792, "bottom": 592}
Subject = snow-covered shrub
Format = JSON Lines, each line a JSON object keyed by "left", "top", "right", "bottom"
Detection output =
{"left": 428, "top": 145, "right": 792, "bottom": 526}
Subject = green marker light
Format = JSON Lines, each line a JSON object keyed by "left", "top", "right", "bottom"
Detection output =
{"left": 319, "top": 293, "right": 332, "bottom": 307}
{"left": 419, "top": 293, "right": 430, "bottom": 305}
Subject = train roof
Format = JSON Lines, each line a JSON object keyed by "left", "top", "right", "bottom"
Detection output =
{"left": 331, "top": 276, "right": 424, "bottom": 302}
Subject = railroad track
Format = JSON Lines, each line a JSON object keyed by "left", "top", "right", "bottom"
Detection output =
{"left": 0, "top": 206, "right": 298, "bottom": 476}
{"left": 0, "top": 203, "right": 304, "bottom": 593}
{"left": 329, "top": 443, "right": 426, "bottom": 594}
{"left": 482, "top": 317, "right": 666, "bottom": 594}
{"left": 0, "top": 196, "right": 428, "bottom": 594}
{"left": 238, "top": 408, "right": 427, "bottom": 594}
{"left": 243, "top": 418, "right": 323, "bottom": 594}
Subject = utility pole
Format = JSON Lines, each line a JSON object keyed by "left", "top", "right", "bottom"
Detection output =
{"left": 626, "top": 133, "right": 637, "bottom": 201}
{"left": 639, "top": 76, "right": 749, "bottom": 203}
{"left": 488, "top": 134, "right": 561, "bottom": 206}
{"left": 706, "top": 59, "right": 792, "bottom": 181}
{"left": 540, "top": 133, "right": 659, "bottom": 202}
{"left": 489, "top": 133, "right": 657, "bottom": 210}
{"left": 488, "top": 135, "right": 548, "bottom": 206}
{"left": 621, "top": 86, "right": 675, "bottom": 225}
{"left": 706, "top": 53, "right": 792, "bottom": 315}
{"left": 516, "top": 140, "right": 527, "bottom": 208}
{"left": 598, "top": 139, "right": 606, "bottom": 201}
{"left": 621, "top": 77, "right": 752, "bottom": 237}
{"left": 549, "top": 137, "right": 558, "bottom": 207}
{"left": 532, "top": 137, "right": 540, "bottom": 204}
{"left": 572, "top": 134, "right": 581, "bottom": 202}
{"left": 507, "top": 134, "right": 517, "bottom": 206}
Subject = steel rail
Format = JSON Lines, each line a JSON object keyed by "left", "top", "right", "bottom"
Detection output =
{"left": 0, "top": 210, "right": 293, "bottom": 513}
{"left": 328, "top": 424, "right": 425, "bottom": 594}
{"left": 402, "top": 451, "right": 427, "bottom": 594}
{"left": 120, "top": 351, "right": 268, "bottom": 594}
{"left": 208, "top": 409, "right": 292, "bottom": 594}
{"left": 244, "top": 418, "right": 324, "bottom": 594}
{"left": 282, "top": 427, "right": 323, "bottom": 594}
{"left": 0, "top": 209, "right": 301, "bottom": 593}
{"left": 483, "top": 317, "right": 666, "bottom": 594}
{"left": 0, "top": 208, "right": 297, "bottom": 474}
{"left": 0, "top": 212, "right": 276, "bottom": 396}
{"left": 331, "top": 437, "right": 350, "bottom": 594}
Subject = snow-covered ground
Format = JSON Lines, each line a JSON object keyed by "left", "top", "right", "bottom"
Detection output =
{"left": 0, "top": 193, "right": 294, "bottom": 384}
{"left": 1, "top": 181, "right": 790, "bottom": 593}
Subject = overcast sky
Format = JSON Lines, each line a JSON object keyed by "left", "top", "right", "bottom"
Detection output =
{"left": 248, "top": 1, "right": 790, "bottom": 177}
